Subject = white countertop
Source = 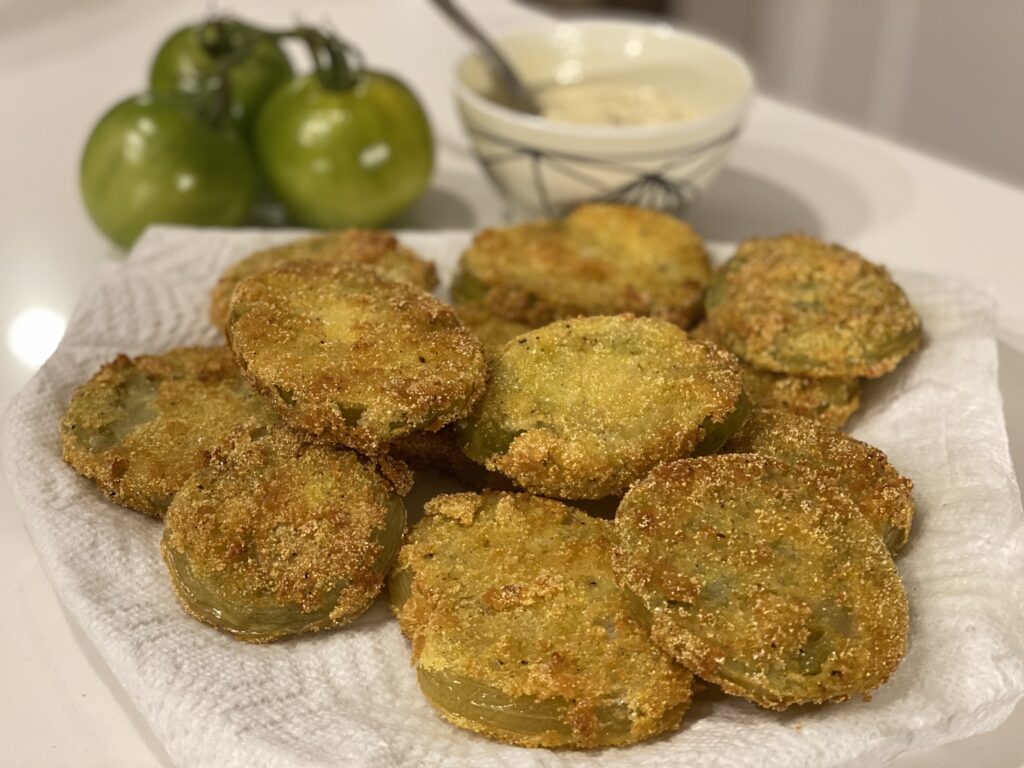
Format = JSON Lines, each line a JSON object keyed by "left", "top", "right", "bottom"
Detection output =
{"left": 1, "top": 1, "right": 1022, "bottom": 766}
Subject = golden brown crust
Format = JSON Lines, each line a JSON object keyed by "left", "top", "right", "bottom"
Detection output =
{"left": 457, "top": 203, "right": 710, "bottom": 329}
{"left": 614, "top": 454, "right": 909, "bottom": 711}
{"left": 389, "top": 491, "right": 693, "bottom": 748}
{"left": 457, "top": 315, "right": 745, "bottom": 499}
{"left": 227, "top": 262, "right": 488, "bottom": 455}
{"left": 705, "top": 234, "right": 922, "bottom": 378}
{"left": 162, "top": 425, "right": 407, "bottom": 643}
{"left": 210, "top": 230, "right": 438, "bottom": 330}
{"left": 691, "top": 322, "right": 861, "bottom": 428}
{"left": 723, "top": 408, "right": 915, "bottom": 551}
{"left": 60, "top": 347, "right": 277, "bottom": 517}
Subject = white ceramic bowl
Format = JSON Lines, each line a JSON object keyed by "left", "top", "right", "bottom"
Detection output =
{"left": 454, "top": 20, "right": 754, "bottom": 219}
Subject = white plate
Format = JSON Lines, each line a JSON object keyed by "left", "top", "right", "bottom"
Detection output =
{"left": 4, "top": 226, "right": 1024, "bottom": 768}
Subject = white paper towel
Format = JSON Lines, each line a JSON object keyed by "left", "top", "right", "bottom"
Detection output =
{"left": 4, "top": 225, "right": 1024, "bottom": 768}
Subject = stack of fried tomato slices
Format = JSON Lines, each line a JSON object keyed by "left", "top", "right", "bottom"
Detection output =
{"left": 60, "top": 206, "right": 921, "bottom": 749}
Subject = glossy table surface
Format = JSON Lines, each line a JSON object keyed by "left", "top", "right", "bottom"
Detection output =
{"left": 1, "top": 1, "right": 1022, "bottom": 766}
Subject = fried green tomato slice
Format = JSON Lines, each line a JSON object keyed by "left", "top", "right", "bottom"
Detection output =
{"left": 704, "top": 234, "right": 922, "bottom": 378}
{"left": 691, "top": 322, "right": 861, "bottom": 428}
{"left": 388, "top": 491, "right": 693, "bottom": 748}
{"left": 723, "top": 408, "right": 915, "bottom": 551}
{"left": 614, "top": 454, "right": 909, "bottom": 711}
{"left": 227, "top": 262, "right": 488, "bottom": 455}
{"left": 456, "top": 203, "right": 710, "bottom": 329}
{"left": 60, "top": 346, "right": 277, "bottom": 517}
{"left": 457, "top": 315, "right": 748, "bottom": 499}
{"left": 210, "top": 229, "right": 438, "bottom": 330}
{"left": 162, "top": 426, "right": 407, "bottom": 643}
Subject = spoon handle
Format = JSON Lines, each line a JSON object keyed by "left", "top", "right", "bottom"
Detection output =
{"left": 431, "top": 0, "right": 541, "bottom": 115}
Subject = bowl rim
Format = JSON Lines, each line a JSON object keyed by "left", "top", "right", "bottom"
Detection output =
{"left": 452, "top": 18, "right": 756, "bottom": 142}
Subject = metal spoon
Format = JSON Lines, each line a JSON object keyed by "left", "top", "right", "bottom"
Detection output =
{"left": 431, "top": 0, "right": 542, "bottom": 115}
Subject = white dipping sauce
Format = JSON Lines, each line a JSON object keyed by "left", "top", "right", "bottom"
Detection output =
{"left": 537, "top": 81, "right": 690, "bottom": 126}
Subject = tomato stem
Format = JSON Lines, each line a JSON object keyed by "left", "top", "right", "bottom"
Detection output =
{"left": 192, "top": 18, "right": 265, "bottom": 128}
{"left": 202, "top": 19, "right": 361, "bottom": 92}
{"left": 290, "top": 26, "right": 360, "bottom": 91}
{"left": 234, "top": 21, "right": 361, "bottom": 90}
{"left": 198, "top": 18, "right": 235, "bottom": 59}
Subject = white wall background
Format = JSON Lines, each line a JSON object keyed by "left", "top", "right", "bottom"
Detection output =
{"left": 674, "top": 0, "right": 1024, "bottom": 189}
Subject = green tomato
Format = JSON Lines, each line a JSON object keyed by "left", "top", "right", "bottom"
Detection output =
{"left": 254, "top": 73, "right": 433, "bottom": 228}
{"left": 81, "top": 93, "right": 257, "bottom": 248}
{"left": 150, "top": 20, "right": 293, "bottom": 138}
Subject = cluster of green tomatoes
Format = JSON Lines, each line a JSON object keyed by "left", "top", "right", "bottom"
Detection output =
{"left": 81, "top": 18, "right": 434, "bottom": 247}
